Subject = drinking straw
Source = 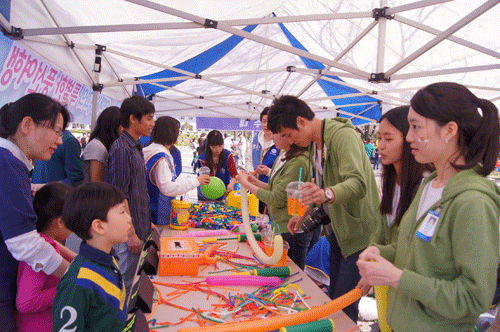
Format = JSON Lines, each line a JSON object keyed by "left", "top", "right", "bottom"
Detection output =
{"left": 296, "top": 168, "right": 303, "bottom": 215}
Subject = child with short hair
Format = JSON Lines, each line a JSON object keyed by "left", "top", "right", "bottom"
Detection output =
{"left": 52, "top": 182, "right": 132, "bottom": 332}
{"left": 16, "top": 182, "right": 73, "bottom": 332}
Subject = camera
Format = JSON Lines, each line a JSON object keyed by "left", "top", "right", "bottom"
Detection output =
{"left": 301, "top": 206, "right": 331, "bottom": 233}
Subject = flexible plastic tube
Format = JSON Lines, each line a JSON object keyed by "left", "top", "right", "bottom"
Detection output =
{"left": 177, "top": 229, "right": 231, "bottom": 237}
{"left": 279, "top": 319, "right": 334, "bottom": 332}
{"left": 205, "top": 275, "right": 282, "bottom": 287}
{"left": 240, "top": 186, "right": 282, "bottom": 265}
{"left": 202, "top": 243, "right": 222, "bottom": 265}
{"left": 374, "top": 285, "right": 392, "bottom": 332}
{"left": 177, "top": 289, "right": 362, "bottom": 332}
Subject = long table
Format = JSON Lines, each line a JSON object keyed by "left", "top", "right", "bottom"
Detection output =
{"left": 134, "top": 226, "right": 361, "bottom": 332}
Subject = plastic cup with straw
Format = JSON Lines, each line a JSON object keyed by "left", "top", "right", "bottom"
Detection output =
{"left": 296, "top": 168, "right": 303, "bottom": 215}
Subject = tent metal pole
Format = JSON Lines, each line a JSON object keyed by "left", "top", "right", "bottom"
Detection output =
{"left": 394, "top": 14, "right": 500, "bottom": 60}
{"left": 90, "top": 47, "right": 103, "bottom": 129}
{"left": 490, "top": 96, "right": 500, "bottom": 102}
{"left": 105, "top": 47, "right": 272, "bottom": 100}
{"left": 385, "top": 0, "right": 500, "bottom": 77}
{"left": 304, "top": 92, "right": 375, "bottom": 103}
{"left": 40, "top": 0, "right": 95, "bottom": 86}
{"left": 106, "top": 48, "right": 195, "bottom": 77}
{"left": 376, "top": 0, "right": 388, "bottom": 73}
{"left": 301, "top": 72, "right": 408, "bottom": 104}
{"left": 392, "top": 64, "right": 500, "bottom": 80}
{"left": 202, "top": 68, "right": 284, "bottom": 77}
{"left": 308, "top": 104, "right": 377, "bottom": 122}
{"left": 21, "top": 12, "right": 375, "bottom": 37}
{"left": 290, "top": 67, "right": 361, "bottom": 80}
{"left": 124, "top": 0, "right": 370, "bottom": 79}
{"left": 0, "top": 13, "right": 11, "bottom": 31}
{"left": 104, "top": 76, "right": 195, "bottom": 87}
{"left": 276, "top": 72, "right": 292, "bottom": 96}
{"left": 386, "top": 0, "right": 454, "bottom": 15}
{"left": 24, "top": 36, "right": 96, "bottom": 49}
{"left": 148, "top": 82, "right": 255, "bottom": 115}
{"left": 296, "top": 20, "right": 378, "bottom": 97}
{"left": 354, "top": 103, "right": 378, "bottom": 117}
{"left": 167, "top": 92, "right": 247, "bottom": 101}
{"left": 151, "top": 86, "right": 247, "bottom": 118}
{"left": 101, "top": 53, "right": 132, "bottom": 98}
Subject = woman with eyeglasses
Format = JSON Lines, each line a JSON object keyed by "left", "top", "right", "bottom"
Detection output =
{"left": 0, "top": 93, "right": 72, "bottom": 332}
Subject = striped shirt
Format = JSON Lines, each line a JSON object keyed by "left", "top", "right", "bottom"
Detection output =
{"left": 105, "top": 130, "right": 151, "bottom": 240}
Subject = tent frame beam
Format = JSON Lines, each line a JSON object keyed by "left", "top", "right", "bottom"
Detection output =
{"left": 124, "top": 0, "right": 370, "bottom": 79}
{"left": 385, "top": 0, "right": 500, "bottom": 77}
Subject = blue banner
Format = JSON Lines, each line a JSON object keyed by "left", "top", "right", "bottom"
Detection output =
{"left": 196, "top": 117, "right": 262, "bottom": 131}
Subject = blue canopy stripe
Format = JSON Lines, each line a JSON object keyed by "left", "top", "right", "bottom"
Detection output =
{"left": 137, "top": 25, "right": 257, "bottom": 97}
{"left": 276, "top": 15, "right": 381, "bottom": 125}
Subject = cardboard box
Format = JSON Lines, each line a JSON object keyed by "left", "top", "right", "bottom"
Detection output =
{"left": 158, "top": 237, "right": 200, "bottom": 276}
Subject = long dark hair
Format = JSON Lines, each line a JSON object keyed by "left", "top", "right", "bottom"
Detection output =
{"left": 283, "top": 144, "right": 308, "bottom": 161}
{"left": 411, "top": 82, "right": 500, "bottom": 176}
{"left": 379, "top": 106, "right": 426, "bottom": 226}
{"left": 0, "top": 93, "right": 69, "bottom": 138}
{"left": 205, "top": 130, "right": 226, "bottom": 173}
{"left": 33, "top": 182, "right": 73, "bottom": 233}
{"left": 89, "top": 106, "right": 121, "bottom": 152}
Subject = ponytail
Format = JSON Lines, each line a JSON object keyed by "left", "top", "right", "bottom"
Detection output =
{"left": 463, "top": 98, "right": 500, "bottom": 175}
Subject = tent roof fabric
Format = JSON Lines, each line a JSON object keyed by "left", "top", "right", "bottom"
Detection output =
{"left": 3, "top": 0, "right": 500, "bottom": 123}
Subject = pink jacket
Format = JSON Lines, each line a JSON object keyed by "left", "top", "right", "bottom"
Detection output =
{"left": 16, "top": 234, "right": 60, "bottom": 332}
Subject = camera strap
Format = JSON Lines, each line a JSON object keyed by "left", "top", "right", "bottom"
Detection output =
{"left": 319, "top": 119, "right": 334, "bottom": 237}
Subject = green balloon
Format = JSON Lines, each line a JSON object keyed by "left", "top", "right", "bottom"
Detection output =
{"left": 200, "top": 176, "right": 226, "bottom": 199}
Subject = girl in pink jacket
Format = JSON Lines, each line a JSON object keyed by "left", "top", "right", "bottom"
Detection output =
{"left": 16, "top": 182, "right": 73, "bottom": 332}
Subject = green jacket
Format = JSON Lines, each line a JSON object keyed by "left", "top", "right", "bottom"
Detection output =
{"left": 378, "top": 167, "right": 500, "bottom": 332}
{"left": 256, "top": 150, "right": 311, "bottom": 234}
{"left": 371, "top": 214, "right": 400, "bottom": 245}
{"left": 310, "top": 118, "right": 381, "bottom": 257}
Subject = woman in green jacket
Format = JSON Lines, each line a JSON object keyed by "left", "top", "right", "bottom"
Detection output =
{"left": 372, "top": 105, "right": 427, "bottom": 245}
{"left": 237, "top": 132, "right": 311, "bottom": 270}
{"left": 357, "top": 82, "right": 500, "bottom": 332}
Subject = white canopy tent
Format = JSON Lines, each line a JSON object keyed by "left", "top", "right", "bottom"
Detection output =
{"left": 2, "top": 0, "right": 500, "bottom": 126}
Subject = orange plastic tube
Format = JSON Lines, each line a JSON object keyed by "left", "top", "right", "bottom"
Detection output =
{"left": 202, "top": 243, "right": 222, "bottom": 265}
{"left": 177, "top": 289, "right": 362, "bottom": 332}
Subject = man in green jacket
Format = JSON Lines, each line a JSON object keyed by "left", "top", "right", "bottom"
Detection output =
{"left": 267, "top": 95, "right": 381, "bottom": 322}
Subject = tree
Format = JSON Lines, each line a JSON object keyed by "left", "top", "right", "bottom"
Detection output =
{"left": 355, "top": 122, "right": 378, "bottom": 143}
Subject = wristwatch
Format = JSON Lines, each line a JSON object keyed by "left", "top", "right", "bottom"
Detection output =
{"left": 324, "top": 188, "right": 333, "bottom": 203}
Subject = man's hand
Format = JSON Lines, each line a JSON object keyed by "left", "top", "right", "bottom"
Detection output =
{"left": 298, "top": 182, "right": 329, "bottom": 205}
{"left": 287, "top": 205, "right": 312, "bottom": 235}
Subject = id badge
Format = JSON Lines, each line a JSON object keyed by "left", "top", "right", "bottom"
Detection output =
{"left": 416, "top": 210, "right": 440, "bottom": 242}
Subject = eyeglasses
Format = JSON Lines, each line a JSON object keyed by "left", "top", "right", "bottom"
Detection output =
{"left": 34, "top": 121, "right": 63, "bottom": 137}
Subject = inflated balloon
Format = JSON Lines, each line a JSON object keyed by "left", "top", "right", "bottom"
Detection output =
{"left": 200, "top": 176, "right": 226, "bottom": 199}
